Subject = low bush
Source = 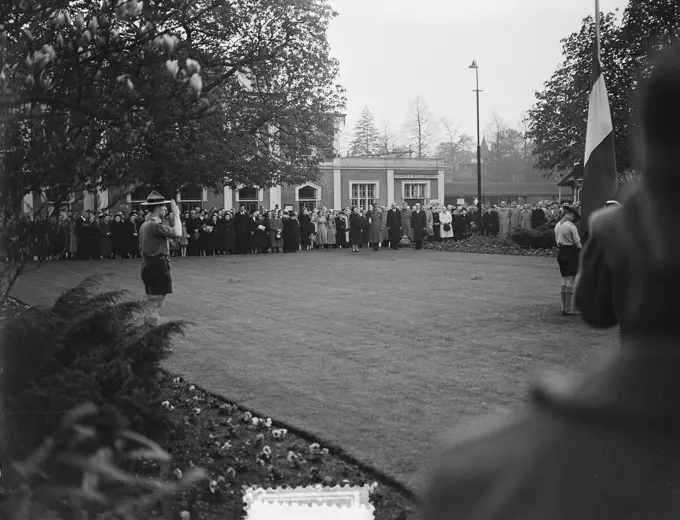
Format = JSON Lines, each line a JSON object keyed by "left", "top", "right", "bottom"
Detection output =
{"left": 0, "top": 276, "right": 187, "bottom": 467}
{"left": 509, "top": 224, "right": 557, "bottom": 250}
{"left": 424, "top": 234, "right": 557, "bottom": 257}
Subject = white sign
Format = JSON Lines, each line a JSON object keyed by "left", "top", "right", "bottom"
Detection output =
{"left": 473, "top": 198, "right": 479, "bottom": 205}
{"left": 284, "top": 206, "right": 293, "bottom": 211}
{"left": 394, "top": 174, "right": 438, "bottom": 180}
{"left": 429, "top": 199, "right": 442, "bottom": 205}
{"left": 457, "top": 198, "right": 465, "bottom": 205}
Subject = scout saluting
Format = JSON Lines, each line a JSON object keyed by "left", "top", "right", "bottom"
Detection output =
{"left": 554, "top": 204, "right": 582, "bottom": 315}
{"left": 138, "top": 191, "right": 182, "bottom": 327}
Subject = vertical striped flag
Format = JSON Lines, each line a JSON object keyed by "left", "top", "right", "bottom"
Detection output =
{"left": 581, "top": 33, "right": 618, "bottom": 236}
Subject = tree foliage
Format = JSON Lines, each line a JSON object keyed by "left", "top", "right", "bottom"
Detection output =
{"left": 527, "top": 0, "right": 680, "bottom": 177}
{"left": 347, "top": 107, "right": 380, "bottom": 157}
{"left": 0, "top": 0, "right": 346, "bottom": 210}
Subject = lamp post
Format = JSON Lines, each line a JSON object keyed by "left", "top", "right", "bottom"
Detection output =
{"left": 469, "top": 59, "right": 482, "bottom": 230}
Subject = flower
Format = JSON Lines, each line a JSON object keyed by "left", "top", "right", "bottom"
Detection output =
{"left": 243, "top": 411, "right": 252, "bottom": 422}
{"left": 180, "top": 511, "right": 190, "bottom": 520}
{"left": 226, "top": 467, "right": 236, "bottom": 478}
{"left": 264, "top": 417, "right": 272, "bottom": 428}
{"left": 174, "top": 468, "right": 183, "bottom": 479}
{"left": 161, "top": 400, "right": 171, "bottom": 408}
{"left": 189, "top": 384, "right": 195, "bottom": 391}
{"left": 209, "top": 479, "right": 218, "bottom": 493}
{"left": 189, "top": 74, "right": 203, "bottom": 96}
{"left": 193, "top": 408, "right": 201, "bottom": 415}
{"left": 185, "top": 58, "right": 201, "bottom": 75}
{"left": 166, "top": 59, "right": 179, "bottom": 78}
{"left": 261, "top": 446, "right": 272, "bottom": 457}
{"left": 252, "top": 417, "right": 260, "bottom": 427}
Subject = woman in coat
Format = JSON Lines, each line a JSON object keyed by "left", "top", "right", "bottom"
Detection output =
{"left": 360, "top": 209, "right": 370, "bottom": 248}
{"left": 111, "top": 214, "right": 125, "bottom": 259}
{"left": 326, "top": 211, "right": 337, "bottom": 249}
{"left": 298, "top": 208, "right": 313, "bottom": 251}
{"left": 349, "top": 207, "right": 363, "bottom": 253}
{"left": 282, "top": 212, "right": 300, "bottom": 252}
{"left": 315, "top": 210, "right": 328, "bottom": 249}
{"left": 268, "top": 210, "right": 284, "bottom": 253}
{"left": 254, "top": 213, "right": 270, "bottom": 253}
{"left": 401, "top": 205, "right": 412, "bottom": 241}
{"left": 99, "top": 214, "right": 113, "bottom": 258}
{"left": 368, "top": 207, "right": 384, "bottom": 251}
{"left": 124, "top": 214, "right": 139, "bottom": 258}
{"left": 68, "top": 215, "right": 78, "bottom": 259}
{"left": 439, "top": 208, "right": 454, "bottom": 241}
{"left": 335, "top": 211, "right": 347, "bottom": 248}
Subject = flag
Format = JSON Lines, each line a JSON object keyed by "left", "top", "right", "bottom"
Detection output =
{"left": 581, "top": 43, "right": 618, "bottom": 237}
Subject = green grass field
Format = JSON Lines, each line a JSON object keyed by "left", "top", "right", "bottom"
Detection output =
{"left": 10, "top": 248, "right": 618, "bottom": 492}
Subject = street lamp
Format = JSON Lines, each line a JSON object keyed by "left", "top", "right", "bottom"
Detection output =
{"left": 469, "top": 59, "right": 482, "bottom": 230}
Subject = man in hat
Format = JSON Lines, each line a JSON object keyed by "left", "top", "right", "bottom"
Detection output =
{"left": 138, "top": 191, "right": 182, "bottom": 328}
{"left": 554, "top": 204, "right": 582, "bottom": 315}
{"left": 424, "top": 43, "right": 680, "bottom": 520}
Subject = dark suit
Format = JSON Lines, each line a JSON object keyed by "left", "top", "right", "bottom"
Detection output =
{"left": 411, "top": 210, "right": 427, "bottom": 250}
{"left": 232, "top": 211, "right": 250, "bottom": 254}
{"left": 386, "top": 209, "right": 402, "bottom": 248}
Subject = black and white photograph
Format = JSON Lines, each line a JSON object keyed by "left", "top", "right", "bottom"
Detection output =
{"left": 1, "top": 0, "right": 679, "bottom": 518}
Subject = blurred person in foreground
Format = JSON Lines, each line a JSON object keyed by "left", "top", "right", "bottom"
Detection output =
{"left": 423, "top": 43, "right": 680, "bottom": 520}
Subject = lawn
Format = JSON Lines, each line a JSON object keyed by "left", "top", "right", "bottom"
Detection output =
{"left": 9, "top": 248, "right": 618, "bottom": 494}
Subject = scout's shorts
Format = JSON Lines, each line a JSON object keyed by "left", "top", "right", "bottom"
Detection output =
{"left": 141, "top": 255, "right": 173, "bottom": 295}
{"left": 557, "top": 245, "right": 580, "bottom": 277}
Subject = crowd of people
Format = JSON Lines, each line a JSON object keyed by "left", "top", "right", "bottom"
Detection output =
{"left": 1, "top": 199, "right": 568, "bottom": 262}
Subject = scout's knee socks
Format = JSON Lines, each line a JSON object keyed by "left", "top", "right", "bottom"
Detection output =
{"left": 144, "top": 296, "right": 165, "bottom": 327}
{"left": 560, "top": 286, "right": 566, "bottom": 314}
{"left": 564, "top": 287, "right": 578, "bottom": 315}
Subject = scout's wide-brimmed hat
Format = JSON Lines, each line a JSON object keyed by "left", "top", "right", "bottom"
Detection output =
{"left": 141, "top": 190, "right": 171, "bottom": 206}
{"left": 564, "top": 204, "right": 581, "bottom": 220}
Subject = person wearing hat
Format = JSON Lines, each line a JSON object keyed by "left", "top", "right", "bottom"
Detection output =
{"left": 423, "top": 43, "right": 680, "bottom": 520}
{"left": 138, "top": 191, "right": 182, "bottom": 328}
{"left": 553, "top": 204, "right": 582, "bottom": 315}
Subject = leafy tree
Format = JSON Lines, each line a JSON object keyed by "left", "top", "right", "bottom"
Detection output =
{"left": 435, "top": 118, "right": 474, "bottom": 181}
{"left": 484, "top": 113, "right": 531, "bottom": 182}
{"left": 347, "top": 107, "right": 380, "bottom": 156}
{"left": 0, "top": 0, "right": 346, "bottom": 209}
{"left": 404, "top": 96, "right": 437, "bottom": 158}
{"left": 527, "top": 0, "right": 680, "bottom": 177}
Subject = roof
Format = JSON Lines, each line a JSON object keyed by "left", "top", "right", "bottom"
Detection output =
{"left": 557, "top": 164, "right": 583, "bottom": 187}
{"left": 445, "top": 182, "right": 561, "bottom": 196}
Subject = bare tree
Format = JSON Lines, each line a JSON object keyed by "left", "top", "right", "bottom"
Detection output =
{"left": 439, "top": 118, "right": 459, "bottom": 181}
{"left": 404, "top": 97, "right": 438, "bottom": 158}
{"left": 376, "top": 125, "right": 398, "bottom": 156}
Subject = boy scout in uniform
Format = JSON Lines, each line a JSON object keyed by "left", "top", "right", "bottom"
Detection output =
{"left": 138, "top": 191, "right": 182, "bottom": 327}
{"left": 423, "top": 44, "right": 680, "bottom": 520}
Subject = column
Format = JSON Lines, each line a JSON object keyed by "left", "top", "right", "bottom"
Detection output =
{"left": 333, "top": 169, "right": 341, "bottom": 209}
{"left": 223, "top": 186, "right": 233, "bottom": 210}
{"left": 387, "top": 170, "right": 395, "bottom": 206}
{"left": 270, "top": 185, "right": 282, "bottom": 209}
{"left": 98, "top": 187, "right": 109, "bottom": 212}
{"left": 437, "top": 170, "right": 445, "bottom": 204}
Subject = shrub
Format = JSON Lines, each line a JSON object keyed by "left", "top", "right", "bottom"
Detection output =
{"left": 509, "top": 225, "right": 557, "bottom": 250}
{"left": 0, "top": 276, "right": 187, "bottom": 466}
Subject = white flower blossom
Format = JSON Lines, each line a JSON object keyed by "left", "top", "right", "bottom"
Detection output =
{"left": 161, "top": 400, "right": 171, "bottom": 408}
{"left": 209, "top": 479, "right": 217, "bottom": 493}
{"left": 126, "top": 78, "right": 134, "bottom": 91}
{"left": 193, "top": 408, "right": 201, "bottom": 415}
{"left": 90, "top": 16, "right": 98, "bottom": 32}
{"left": 179, "top": 511, "right": 190, "bottom": 520}
{"left": 174, "top": 468, "right": 183, "bottom": 479}
{"left": 189, "top": 385, "right": 195, "bottom": 391}
{"left": 185, "top": 58, "right": 201, "bottom": 75}
{"left": 74, "top": 13, "right": 84, "bottom": 32}
{"left": 188, "top": 74, "right": 202, "bottom": 96}
{"left": 162, "top": 34, "right": 179, "bottom": 53}
{"left": 262, "top": 446, "right": 271, "bottom": 456}
{"left": 56, "top": 33, "right": 64, "bottom": 47}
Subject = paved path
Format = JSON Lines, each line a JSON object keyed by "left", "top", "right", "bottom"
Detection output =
{"left": 10, "top": 249, "right": 618, "bottom": 492}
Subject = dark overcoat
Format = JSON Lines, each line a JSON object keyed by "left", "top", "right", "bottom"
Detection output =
{"left": 411, "top": 210, "right": 427, "bottom": 241}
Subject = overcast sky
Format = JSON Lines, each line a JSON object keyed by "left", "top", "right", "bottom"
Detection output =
{"left": 327, "top": 0, "right": 630, "bottom": 151}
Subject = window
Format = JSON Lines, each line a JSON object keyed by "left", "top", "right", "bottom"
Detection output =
{"left": 179, "top": 184, "right": 204, "bottom": 213}
{"left": 297, "top": 184, "right": 318, "bottom": 212}
{"left": 237, "top": 187, "right": 260, "bottom": 213}
{"left": 403, "top": 183, "right": 428, "bottom": 199}
{"left": 350, "top": 182, "right": 377, "bottom": 210}
{"left": 41, "top": 187, "right": 72, "bottom": 215}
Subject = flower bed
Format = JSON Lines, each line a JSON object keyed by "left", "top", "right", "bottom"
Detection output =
{"left": 423, "top": 235, "right": 557, "bottom": 257}
{"left": 153, "top": 373, "right": 416, "bottom": 520}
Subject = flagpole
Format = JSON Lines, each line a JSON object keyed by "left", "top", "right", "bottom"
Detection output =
{"left": 595, "top": 0, "right": 600, "bottom": 60}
